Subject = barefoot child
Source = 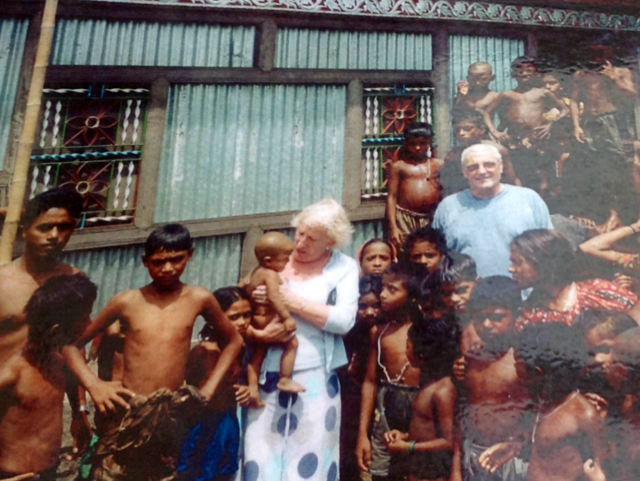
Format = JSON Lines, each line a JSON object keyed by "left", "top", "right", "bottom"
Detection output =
{"left": 357, "top": 263, "right": 421, "bottom": 480}
{"left": 63, "top": 224, "right": 243, "bottom": 481}
{"left": 177, "top": 287, "right": 252, "bottom": 481}
{"left": 384, "top": 317, "right": 459, "bottom": 481}
{"left": 0, "top": 274, "right": 97, "bottom": 480}
{"left": 387, "top": 123, "right": 443, "bottom": 249}
{"left": 245, "top": 232, "right": 304, "bottom": 407}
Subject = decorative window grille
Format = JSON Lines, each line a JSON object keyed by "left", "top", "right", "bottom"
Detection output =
{"left": 361, "top": 86, "right": 434, "bottom": 199}
{"left": 30, "top": 85, "right": 149, "bottom": 228}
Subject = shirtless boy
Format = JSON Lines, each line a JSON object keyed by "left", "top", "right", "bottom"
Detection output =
{"left": 501, "top": 323, "right": 609, "bottom": 481}
{"left": 453, "top": 62, "right": 499, "bottom": 114}
{"left": 387, "top": 123, "right": 443, "bottom": 249}
{"left": 384, "top": 317, "right": 459, "bottom": 481}
{"left": 456, "top": 276, "right": 530, "bottom": 481}
{"left": 357, "top": 263, "right": 421, "bottom": 481}
{"left": 0, "top": 274, "right": 97, "bottom": 481}
{"left": 63, "top": 224, "right": 243, "bottom": 481}
{"left": 246, "top": 232, "right": 304, "bottom": 407}
{"left": 479, "top": 57, "right": 569, "bottom": 188}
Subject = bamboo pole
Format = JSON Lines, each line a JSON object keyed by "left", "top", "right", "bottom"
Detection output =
{"left": 0, "top": 0, "right": 58, "bottom": 264}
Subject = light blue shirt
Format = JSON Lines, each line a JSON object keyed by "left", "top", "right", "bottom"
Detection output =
{"left": 263, "top": 249, "right": 359, "bottom": 375}
{"left": 432, "top": 185, "right": 553, "bottom": 278}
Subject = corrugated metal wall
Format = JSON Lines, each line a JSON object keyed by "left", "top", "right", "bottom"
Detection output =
{"left": 0, "top": 18, "right": 29, "bottom": 170}
{"left": 155, "top": 84, "right": 346, "bottom": 222}
{"left": 51, "top": 19, "right": 255, "bottom": 67}
{"left": 276, "top": 29, "right": 432, "bottom": 70}
{"left": 61, "top": 234, "right": 243, "bottom": 335}
{"left": 449, "top": 35, "right": 524, "bottom": 105}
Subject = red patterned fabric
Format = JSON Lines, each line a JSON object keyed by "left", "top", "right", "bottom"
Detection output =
{"left": 515, "top": 278, "right": 637, "bottom": 331}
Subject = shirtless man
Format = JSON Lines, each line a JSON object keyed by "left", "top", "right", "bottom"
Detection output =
{"left": 387, "top": 123, "right": 443, "bottom": 250}
{"left": 479, "top": 57, "right": 569, "bottom": 189}
{"left": 453, "top": 62, "right": 499, "bottom": 114}
{"left": 62, "top": 224, "right": 243, "bottom": 480}
{"left": 571, "top": 43, "right": 638, "bottom": 223}
{"left": 487, "top": 323, "right": 609, "bottom": 481}
{"left": 456, "top": 277, "right": 530, "bottom": 481}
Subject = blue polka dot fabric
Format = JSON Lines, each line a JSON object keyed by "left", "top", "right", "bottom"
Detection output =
{"left": 243, "top": 367, "right": 341, "bottom": 480}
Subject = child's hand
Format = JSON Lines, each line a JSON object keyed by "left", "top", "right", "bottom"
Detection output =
{"left": 492, "top": 130, "right": 509, "bottom": 144}
{"left": 457, "top": 81, "right": 469, "bottom": 96}
{"left": 356, "top": 435, "right": 373, "bottom": 472}
{"left": 599, "top": 61, "right": 616, "bottom": 80}
{"left": 66, "top": 410, "right": 92, "bottom": 460}
{"left": 87, "top": 380, "right": 134, "bottom": 414}
{"left": 478, "top": 442, "right": 521, "bottom": 473}
{"left": 234, "top": 384, "right": 251, "bottom": 407}
{"left": 452, "top": 356, "right": 466, "bottom": 382}
{"left": 574, "top": 126, "right": 586, "bottom": 143}
{"left": 283, "top": 317, "right": 297, "bottom": 333}
{"left": 383, "top": 429, "right": 407, "bottom": 444}
{"left": 390, "top": 229, "right": 403, "bottom": 250}
{"left": 583, "top": 459, "right": 607, "bottom": 481}
{"left": 385, "top": 432, "right": 410, "bottom": 453}
{"left": 613, "top": 273, "right": 633, "bottom": 291}
{"left": 584, "top": 392, "right": 609, "bottom": 419}
{"left": 533, "top": 123, "right": 552, "bottom": 140}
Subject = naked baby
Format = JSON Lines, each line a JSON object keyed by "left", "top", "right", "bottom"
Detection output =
{"left": 246, "top": 232, "right": 305, "bottom": 408}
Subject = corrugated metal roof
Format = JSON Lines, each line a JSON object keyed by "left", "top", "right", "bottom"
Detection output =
{"left": 61, "top": 233, "right": 242, "bottom": 336}
{"left": 0, "top": 18, "right": 29, "bottom": 170}
{"left": 276, "top": 28, "right": 432, "bottom": 70}
{"left": 51, "top": 19, "right": 255, "bottom": 67}
{"left": 155, "top": 84, "right": 346, "bottom": 222}
{"left": 449, "top": 35, "right": 524, "bottom": 105}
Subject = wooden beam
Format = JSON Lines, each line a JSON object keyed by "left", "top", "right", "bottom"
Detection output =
{"left": 342, "top": 78, "right": 364, "bottom": 211}
{"left": 432, "top": 29, "right": 450, "bottom": 156}
{"left": 256, "top": 19, "right": 277, "bottom": 72}
{"left": 134, "top": 77, "right": 170, "bottom": 229}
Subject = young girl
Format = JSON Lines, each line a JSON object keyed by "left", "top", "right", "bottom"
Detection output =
{"left": 358, "top": 238, "right": 396, "bottom": 277}
{"left": 177, "top": 287, "right": 251, "bottom": 481}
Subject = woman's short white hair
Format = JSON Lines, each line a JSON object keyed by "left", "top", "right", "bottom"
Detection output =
{"left": 292, "top": 198, "right": 354, "bottom": 249}
{"left": 460, "top": 143, "right": 503, "bottom": 165}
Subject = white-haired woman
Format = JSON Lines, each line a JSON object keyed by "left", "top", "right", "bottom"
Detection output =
{"left": 243, "top": 199, "right": 359, "bottom": 481}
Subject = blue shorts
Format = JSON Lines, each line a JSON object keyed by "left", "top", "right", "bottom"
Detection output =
{"left": 177, "top": 409, "right": 240, "bottom": 481}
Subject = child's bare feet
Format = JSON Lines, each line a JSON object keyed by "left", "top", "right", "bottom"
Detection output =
{"left": 248, "top": 385, "right": 265, "bottom": 408}
{"left": 277, "top": 377, "right": 306, "bottom": 393}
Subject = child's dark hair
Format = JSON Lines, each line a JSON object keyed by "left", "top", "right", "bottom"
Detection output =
{"left": 383, "top": 262, "right": 416, "bottom": 290}
{"left": 21, "top": 188, "right": 83, "bottom": 228}
{"left": 438, "top": 252, "right": 477, "bottom": 284}
{"left": 511, "top": 56, "right": 538, "bottom": 73}
{"left": 516, "top": 323, "right": 587, "bottom": 395}
{"left": 360, "top": 275, "right": 383, "bottom": 297}
{"left": 358, "top": 238, "right": 395, "bottom": 265}
{"left": 468, "top": 276, "right": 521, "bottom": 314}
{"left": 144, "top": 223, "right": 193, "bottom": 257}
{"left": 26, "top": 274, "right": 97, "bottom": 365}
{"left": 403, "top": 226, "right": 448, "bottom": 259}
{"left": 451, "top": 108, "right": 485, "bottom": 129}
{"left": 199, "top": 287, "right": 250, "bottom": 342}
{"left": 409, "top": 314, "right": 460, "bottom": 379}
{"left": 573, "top": 310, "right": 637, "bottom": 342}
{"left": 403, "top": 122, "right": 434, "bottom": 141}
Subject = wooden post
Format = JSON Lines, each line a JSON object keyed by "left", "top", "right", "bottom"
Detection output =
{"left": 0, "top": 0, "right": 58, "bottom": 264}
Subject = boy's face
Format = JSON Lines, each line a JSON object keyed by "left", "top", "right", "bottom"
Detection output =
{"left": 358, "top": 292, "right": 382, "bottom": 330}
{"left": 380, "top": 274, "right": 409, "bottom": 313}
{"left": 592, "top": 344, "right": 628, "bottom": 389}
{"left": 225, "top": 299, "right": 252, "bottom": 337}
{"left": 408, "top": 240, "right": 441, "bottom": 274}
{"left": 451, "top": 280, "right": 476, "bottom": 313}
{"left": 23, "top": 208, "right": 76, "bottom": 261}
{"left": 509, "top": 248, "right": 537, "bottom": 289}
{"left": 361, "top": 242, "right": 392, "bottom": 276}
{"left": 264, "top": 250, "right": 293, "bottom": 273}
{"left": 405, "top": 136, "right": 431, "bottom": 162}
{"left": 467, "top": 66, "right": 494, "bottom": 89}
{"left": 454, "top": 120, "right": 485, "bottom": 147}
{"left": 471, "top": 306, "right": 514, "bottom": 341}
{"left": 143, "top": 248, "right": 193, "bottom": 288}
{"left": 542, "top": 74, "right": 562, "bottom": 94}
{"left": 513, "top": 63, "right": 537, "bottom": 85}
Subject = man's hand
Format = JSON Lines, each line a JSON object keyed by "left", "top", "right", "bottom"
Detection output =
{"left": 66, "top": 411, "right": 92, "bottom": 460}
{"left": 283, "top": 317, "right": 297, "bottom": 333}
{"left": 457, "top": 81, "right": 469, "bottom": 96}
{"left": 452, "top": 356, "right": 467, "bottom": 382}
{"left": 534, "top": 124, "right": 552, "bottom": 140}
{"left": 575, "top": 126, "right": 586, "bottom": 143}
{"left": 356, "top": 435, "right": 373, "bottom": 472}
{"left": 234, "top": 384, "right": 251, "bottom": 407}
{"left": 478, "top": 442, "right": 521, "bottom": 473}
{"left": 87, "top": 380, "right": 134, "bottom": 414}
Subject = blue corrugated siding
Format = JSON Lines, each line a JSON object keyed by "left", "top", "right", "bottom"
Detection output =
{"left": 155, "top": 84, "right": 346, "bottom": 222}
{"left": 277, "top": 29, "right": 432, "bottom": 70}
{"left": 0, "top": 18, "right": 29, "bottom": 170}
{"left": 51, "top": 19, "right": 255, "bottom": 67}
{"left": 449, "top": 35, "right": 524, "bottom": 105}
{"left": 61, "top": 234, "right": 242, "bottom": 336}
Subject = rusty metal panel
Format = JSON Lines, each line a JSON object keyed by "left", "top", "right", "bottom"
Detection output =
{"left": 51, "top": 19, "right": 255, "bottom": 67}
{"left": 276, "top": 28, "right": 432, "bottom": 70}
{"left": 154, "top": 84, "right": 346, "bottom": 222}
{"left": 0, "top": 18, "right": 29, "bottom": 170}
